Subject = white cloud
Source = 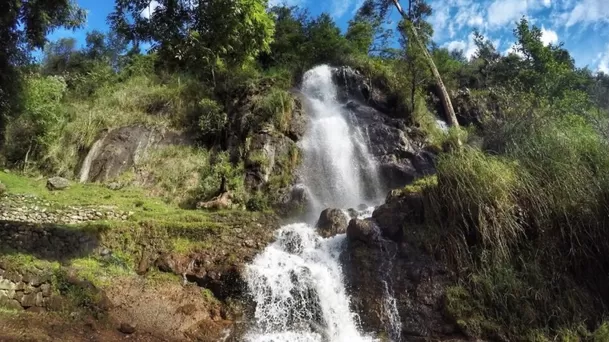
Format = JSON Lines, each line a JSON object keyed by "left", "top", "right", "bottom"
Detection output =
{"left": 542, "top": 0, "right": 551, "bottom": 6}
{"left": 141, "top": 0, "right": 161, "bottom": 19}
{"left": 560, "top": 0, "right": 609, "bottom": 27}
{"left": 504, "top": 43, "right": 525, "bottom": 57}
{"left": 487, "top": 0, "right": 528, "bottom": 27}
{"left": 443, "top": 33, "right": 478, "bottom": 60}
{"left": 598, "top": 45, "right": 609, "bottom": 74}
{"left": 540, "top": 26, "right": 558, "bottom": 45}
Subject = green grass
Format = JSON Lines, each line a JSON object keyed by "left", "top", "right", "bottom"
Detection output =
{"left": 68, "top": 257, "right": 133, "bottom": 288}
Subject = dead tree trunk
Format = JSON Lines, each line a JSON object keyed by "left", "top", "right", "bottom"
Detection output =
{"left": 391, "top": 0, "right": 461, "bottom": 131}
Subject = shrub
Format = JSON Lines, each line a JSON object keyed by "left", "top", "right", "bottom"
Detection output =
{"left": 254, "top": 88, "right": 294, "bottom": 133}
{"left": 3, "top": 75, "right": 68, "bottom": 169}
{"left": 197, "top": 98, "right": 227, "bottom": 142}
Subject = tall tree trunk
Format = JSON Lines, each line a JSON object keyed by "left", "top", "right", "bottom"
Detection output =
{"left": 391, "top": 0, "right": 460, "bottom": 130}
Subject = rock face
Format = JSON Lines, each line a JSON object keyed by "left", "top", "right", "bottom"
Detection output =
{"left": 372, "top": 189, "right": 425, "bottom": 241}
{"left": 332, "top": 66, "right": 398, "bottom": 116}
{"left": 80, "top": 125, "right": 189, "bottom": 183}
{"left": 315, "top": 208, "right": 348, "bottom": 238}
{"left": 341, "top": 187, "right": 465, "bottom": 341}
{"left": 46, "top": 177, "right": 70, "bottom": 191}
{"left": 341, "top": 237, "right": 461, "bottom": 341}
{"left": 331, "top": 67, "right": 437, "bottom": 190}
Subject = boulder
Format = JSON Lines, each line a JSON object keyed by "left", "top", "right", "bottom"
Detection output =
{"left": 346, "top": 218, "right": 378, "bottom": 245}
{"left": 0, "top": 297, "right": 23, "bottom": 311}
{"left": 315, "top": 208, "right": 348, "bottom": 238}
{"left": 373, "top": 188, "right": 425, "bottom": 241}
{"left": 46, "top": 177, "right": 70, "bottom": 191}
{"left": 119, "top": 322, "right": 136, "bottom": 335}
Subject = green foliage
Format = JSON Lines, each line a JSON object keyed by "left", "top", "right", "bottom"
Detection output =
{"left": 197, "top": 98, "right": 227, "bottom": 143}
{"left": 110, "top": 0, "right": 275, "bottom": 72}
{"left": 199, "top": 152, "right": 246, "bottom": 203}
{"left": 254, "top": 88, "right": 294, "bottom": 133}
{"left": 0, "top": 0, "right": 85, "bottom": 145}
{"left": 3, "top": 75, "right": 68, "bottom": 169}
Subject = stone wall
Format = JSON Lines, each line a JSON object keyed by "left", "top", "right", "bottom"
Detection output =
{"left": 0, "top": 194, "right": 133, "bottom": 224}
{"left": 0, "top": 266, "right": 54, "bottom": 311}
{"left": 0, "top": 221, "right": 99, "bottom": 261}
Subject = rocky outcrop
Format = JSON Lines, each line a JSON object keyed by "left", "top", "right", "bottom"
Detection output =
{"left": 343, "top": 100, "right": 436, "bottom": 189}
{"left": 315, "top": 208, "right": 348, "bottom": 238}
{"left": 327, "top": 66, "right": 437, "bottom": 190}
{"left": 372, "top": 188, "right": 425, "bottom": 241}
{"left": 245, "top": 127, "right": 298, "bottom": 191}
{"left": 46, "top": 177, "right": 70, "bottom": 191}
{"left": 341, "top": 185, "right": 465, "bottom": 341}
{"left": 80, "top": 126, "right": 189, "bottom": 183}
{"left": 342, "top": 237, "right": 462, "bottom": 341}
{"left": 332, "top": 66, "right": 399, "bottom": 116}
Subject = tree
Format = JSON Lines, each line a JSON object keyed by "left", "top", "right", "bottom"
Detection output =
{"left": 109, "top": 0, "right": 275, "bottom": 77}
{"left": 259, "top": 6, "right": 310, "bottom": 71}
{"left": 303, "top": 13, "right": 351, "bottom": 66}
{"left": 373, "top": 0, "right": 460, "bottom": 131}
{"left": 0, "top": 0, "right": 85, "bottom": 146}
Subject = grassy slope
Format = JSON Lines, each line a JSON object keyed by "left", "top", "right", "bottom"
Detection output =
{"left": 0, "top": 170, "right": 274, "bottom": 291}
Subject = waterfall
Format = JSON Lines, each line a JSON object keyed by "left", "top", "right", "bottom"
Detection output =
{"left": 244, "top": 65, "right": 387, "bottom": 342}
{"left": 78, "top": 137, "right": 105, "bottom": 183}
{"left": 299, "top": 65, "right": 383, "bottom": 212}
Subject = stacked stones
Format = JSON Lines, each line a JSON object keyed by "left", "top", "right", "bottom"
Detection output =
{"left": 0, "top": 267, "right": 54, "bottom": 311}
{"left": 0, "top": 194, "right": 133, "bottom": 224}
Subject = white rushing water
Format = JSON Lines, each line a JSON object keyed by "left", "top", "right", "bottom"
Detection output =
{"left": 244, "top": 65, "right": 399, "bottom": 342}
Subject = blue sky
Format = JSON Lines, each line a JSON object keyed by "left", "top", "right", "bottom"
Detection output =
{"left": 47, "top": 0, "right": 609, "bottom": 73}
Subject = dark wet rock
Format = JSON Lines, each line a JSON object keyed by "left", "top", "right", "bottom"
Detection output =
{"left": 46, "top": 177, "right": 70, "bottom": 191}
{"left": 347, "top": 208, "right": 358, "bottom": 219}
{"left": 332, "top": 66, "right": 398, "bottom": 116}
{"left": 372, "top": 189, "right": 425, "bottom": 241}
{"left": 343, "top": 101, "right": 436, "bottom": 190}
{"left": 342, "top": 237, "right": 461, "bottom": 340}
{"left": 316, "top": 208, "right": 348, "bottom": 238}
{"left": 346, "top": 218, "right": 378, "bottom": 245}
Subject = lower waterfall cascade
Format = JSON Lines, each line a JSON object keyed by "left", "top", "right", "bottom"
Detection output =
{"left": 244, "top": 65, "right": 401, "bottom": 342}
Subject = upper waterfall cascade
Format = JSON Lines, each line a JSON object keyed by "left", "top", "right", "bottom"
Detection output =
{"left": 244, "top": 65, "right": 397, "bottom": 342}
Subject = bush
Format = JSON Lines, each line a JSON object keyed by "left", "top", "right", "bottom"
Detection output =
{"left": 3, "top": 75, "right": 68, "bottom": 169}
{"left": 199, "top": 151, "right": 246, "bottom": 204}
{"left": 419, "top": 103, "right": 609, "bottom": 340}
{"left": 197, "top": 98, "right": 227, "bottom": 142}
{"left": 253, "top": 88, "right": 294, "bottom": 133}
